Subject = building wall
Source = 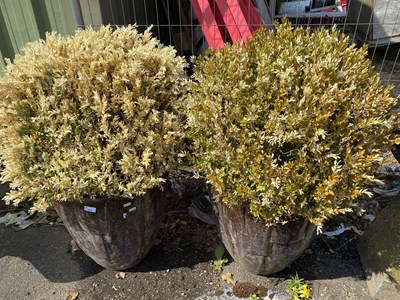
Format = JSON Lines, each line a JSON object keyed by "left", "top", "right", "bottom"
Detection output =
{"left": 0, "top": 0, "right": 103, "bottom": 71}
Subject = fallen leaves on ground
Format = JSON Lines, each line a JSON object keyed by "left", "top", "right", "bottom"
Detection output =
{"left": 221, "top": 272, "right": 236, "bottom": 286}
{"left": 66, "top": 290, "right": 79, "bottom": 300}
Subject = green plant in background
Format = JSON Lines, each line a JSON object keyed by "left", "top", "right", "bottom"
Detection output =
{"left": 0, "top": 26, "right": 188, "bottom": 211}
{"left": 186, "top": 20, "right": 400, "bottom": 227}
{"left": 214, "top": 243, "right": 228, "bottom": 271}
{"left": 249, "top": 293, "right": 260, "bottom": 300}
{"left": 286, "top": 274, "right": 311, "bottom": 300}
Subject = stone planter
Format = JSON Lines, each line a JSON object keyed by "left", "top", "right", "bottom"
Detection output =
{"left": 53, "top": 184, "right": 166, "bottom": 270}
{"left": 213, "top": 199, "right": 316, "bottom": 275}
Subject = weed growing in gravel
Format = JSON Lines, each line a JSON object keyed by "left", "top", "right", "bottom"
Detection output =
{"left": 249, "top": 293, "right": 260, "bottom": 300}
{"left": 286, "top": 274, "right": 311, "bottom": 300}
{"left": 213, "top": 243, "right": 228, "bottom": 271}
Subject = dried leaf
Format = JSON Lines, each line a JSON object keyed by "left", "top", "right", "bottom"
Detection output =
{"left": 221, "top": 272, "right": 236, "bottom": 286}
{"left": 11, "top": 225, "right": 23, "bottom": 232}
{"left": 36, "top": 216, "right": 49, "bottom": 224}
{"left": 66, "top": 290, "right": 79, "bottom": 300}
{"left": 115, "top": 272, "right": 126, "bottom": 279}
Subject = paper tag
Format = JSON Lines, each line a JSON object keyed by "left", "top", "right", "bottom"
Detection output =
{"left": 129, "top": 207, "right": 137, "bottom": 212}
{"left": 123, "top": 202, "right": 132, "bottom": 208}
{"left": 84, "top": 206, "right": 97, "bottom": 213}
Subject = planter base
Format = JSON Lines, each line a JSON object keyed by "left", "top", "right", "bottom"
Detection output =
{"left": 53, "top": 186, "right": 165, "bottom": 270}
{"left": 214, "top": 200, "right": 316, "bottom": 275}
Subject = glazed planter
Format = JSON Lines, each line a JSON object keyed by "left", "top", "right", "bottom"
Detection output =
{"left": 53, "top": 184, "right": 166, "bottom": 270}
{"left": 213, "top": 199, "right": 316, "bottom": 275}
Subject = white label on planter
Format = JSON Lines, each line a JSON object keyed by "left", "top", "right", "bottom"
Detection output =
{"left": 123, "top": 202, "right": 132, "bottom": 208}
{"left": 129, "top": 207, "right": 137, "bottom": 212}
{"left": 84, "top": 206, "right": 96, "bottom": 213}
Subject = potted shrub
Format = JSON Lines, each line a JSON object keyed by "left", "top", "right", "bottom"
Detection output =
{"left": 0, "top": 26, "right": 187, "bottom": 270}
{"left": 185, "top": 21, "right": 399, "bottom": 275}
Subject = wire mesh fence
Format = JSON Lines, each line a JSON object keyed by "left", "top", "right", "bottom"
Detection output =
{"left": 70, "top": 0, "right": 400, "bottom": 96}
{"left": 0, "top": 0, "right": 399, "bottom": 95}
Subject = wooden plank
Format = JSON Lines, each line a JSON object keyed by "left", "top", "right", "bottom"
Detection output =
{"left": 191, "top": 0, "right": 226, "bottom": 49}
{"left": 238, "top": 0, "right": 263, "bottom": 32}
{"left": 215, "top": 0, "right": 242, "bottom": 42}
{"left": 224, "top": 0, "right": 253, "bottom": 40}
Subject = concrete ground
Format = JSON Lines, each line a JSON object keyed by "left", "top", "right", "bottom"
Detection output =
{"left": 0, "top": 225, "right": 372, "bottom": 300}
{"left": 0, "top": 212, "right": 380, "bottom": 300}
{"left": 0, "top": 223, "right": 221, "bottom": 300}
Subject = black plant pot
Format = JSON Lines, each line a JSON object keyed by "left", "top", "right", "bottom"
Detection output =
{"left": 213, "top": 198, "right": 316, "bottom": 275}
{"left": 53, "top": 185, "right": 166, "bottom": 270}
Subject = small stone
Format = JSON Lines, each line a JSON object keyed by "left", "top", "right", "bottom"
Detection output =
{"left": 214, "top": 289, "right": 224, "bottom": 297}
{"left": 115, "top": 272, "right": 126, "bottom": 279}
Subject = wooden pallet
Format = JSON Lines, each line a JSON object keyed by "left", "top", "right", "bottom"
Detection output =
{"left": 191, "top": 0, "right": 266, "bottom": 50}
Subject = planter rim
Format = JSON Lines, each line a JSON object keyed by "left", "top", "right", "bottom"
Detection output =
{"left": 56, "top": 195, "right": 133, "bottom": 206}
{"left": 212, "top": 192, "right": 310, "bottom": 226}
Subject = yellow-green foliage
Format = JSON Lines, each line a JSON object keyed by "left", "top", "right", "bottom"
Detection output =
{"left": 186, "top": 21, "right": 399, "bottom": 226}
{"left": 0, "top": 26, "right": 187, "bottom": 211}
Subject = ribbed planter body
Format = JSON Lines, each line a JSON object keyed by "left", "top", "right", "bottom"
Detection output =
{"left": 53, "top": 185, "right": 165, "bottom": 270}
{"left": 214, "top": 200, "right": 316, "bottom": 275}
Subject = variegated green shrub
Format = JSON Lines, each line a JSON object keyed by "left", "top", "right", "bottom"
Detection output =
{"left": 186, "top": 21, "right": 399, "bottom": 226}
{"left": 0, "top": 26, "right": 187, "bottom": 211}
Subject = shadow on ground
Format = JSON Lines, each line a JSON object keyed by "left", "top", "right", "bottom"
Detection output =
{"left": 0, "top": 225, "right": 101, "bottom": 282}
{"left": 0, "top": 222, "right": 216, "bottom": 284}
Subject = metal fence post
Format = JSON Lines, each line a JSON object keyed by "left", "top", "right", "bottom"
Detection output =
{"left": 69, "top": 0, "right": 85, "bottom": 29}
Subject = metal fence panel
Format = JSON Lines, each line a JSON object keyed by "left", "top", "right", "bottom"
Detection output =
{"left": 0, "top": 0, "right": 399, "bottom": 95}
